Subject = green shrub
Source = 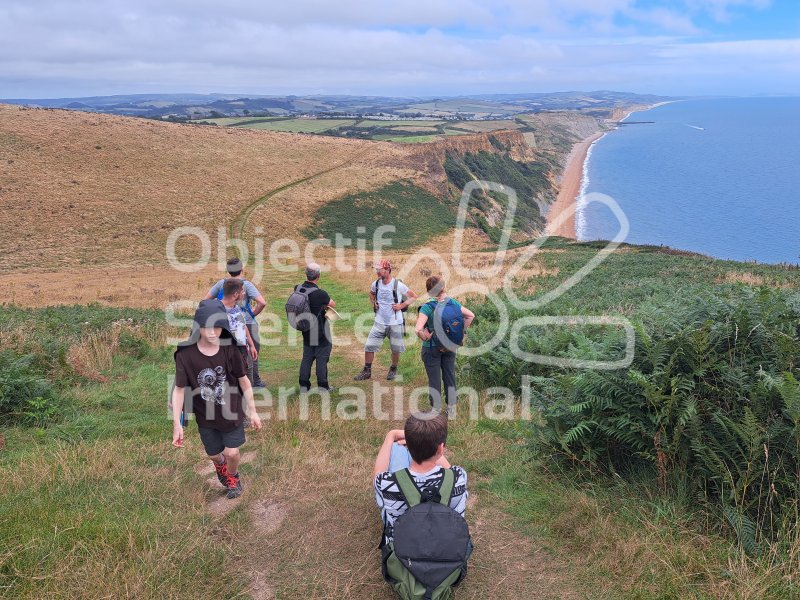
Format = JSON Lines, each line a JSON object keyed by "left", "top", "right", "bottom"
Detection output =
{"left": 0, "top": 352, "right": 60, "bottom": 426}
{"left": 466, "top": 286, "right": 800, "bottom": 547}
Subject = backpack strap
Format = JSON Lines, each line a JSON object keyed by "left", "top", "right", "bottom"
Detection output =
{"left": 394, "top": 469, "right": 422, "bottom": 508}
{"left": 395, "top": 467, "right": 454, "bottom": 507}
{"left": 392, "top": 278, "right": 399, "bottom": 304}
{"left": 438, "top": 468, "right": 455, "bottom": 506}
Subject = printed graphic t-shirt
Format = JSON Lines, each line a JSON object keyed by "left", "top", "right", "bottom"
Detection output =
{"left": 372, "top": 278, "right": 410, "bottom": 326}
{"left": 174, "top": 343, "right": 246, "bottom": 431}
{"left": 225, "top": 305, "right": 249, "bottom": 347}
{"left": 374, "top": 465, "right": 468, "bottom": 545}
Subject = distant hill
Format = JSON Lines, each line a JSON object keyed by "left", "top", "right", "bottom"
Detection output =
{"left": 0, "top": 91, "right": 675, "bottom": 121}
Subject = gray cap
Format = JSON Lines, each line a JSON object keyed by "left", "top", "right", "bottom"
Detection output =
{"left": 226, "top": 258, "right": 243, "bottom": 274}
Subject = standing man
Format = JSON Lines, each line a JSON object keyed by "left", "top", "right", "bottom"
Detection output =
{"left": 205, "top": 257, "right": 267, "bottom": 387}
{"left": 354, "top": 259, "right": 417, "bottom": 382}
{"left": 414, "top": 276, "right": 475, "bottom": 413}
{"left": 296, "top": 263, "right": 337, "bottom": 393}
{"left": 219, "top": 278, "right": 258, "bottom": 386}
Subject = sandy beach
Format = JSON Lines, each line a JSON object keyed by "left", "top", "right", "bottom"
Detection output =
{"left": 546, "top": 131, "right": 605, "bottom": 239}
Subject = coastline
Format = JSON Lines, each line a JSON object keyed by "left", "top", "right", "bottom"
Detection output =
{"left": 546, "top": 131, "right": 605, "bottom": 239}
{"left": 546, "top": 101, "right": 670, "bottom": 239}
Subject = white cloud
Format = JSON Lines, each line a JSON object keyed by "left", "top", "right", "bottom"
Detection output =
{"left": 0, "top": 0, "right": 793, "bottom": 97}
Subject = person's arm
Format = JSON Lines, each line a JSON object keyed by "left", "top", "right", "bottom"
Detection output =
{"left": 414, "top": 312, "right": 433, "bottom": 341}
{"left": 244, "top": 325, "right": 258, "bottom": 360}
{"left": 251, "top": 294, "right": 267, "bottom": 317}
{"left": 203, "top": 281, "right": 221, "bottom": 301}
{"left": 393, "top": 285, "right": 417, "bottom": 312}
{"left": 328, "top": 298, "right": 336, "bottom": 308}
{"left": 461, "top": 306, "right": 475, "bottom": 329}
{"left": 373, "top": 429, "right": 405, "bottom": 480}
{"left": 238, "top": 376, "right": 263, "bottom": 430}
{"left": 369, "top": 287, "right": 378, "bottom": 311}
{"left": 171, "top": 386, "right": 186, "bottom": 447}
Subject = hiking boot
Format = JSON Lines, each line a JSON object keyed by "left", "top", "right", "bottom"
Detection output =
{"left": 353, "top": 368, "right": 372, "bottom": 381}
{"left": 225, "top": 472, "right": 243, "bottom": 499}
{"left": 213, "top": 460, "right": 230, "bottom": 487}
{"left": 386, "top": 366, "right": 398, "bottom": 381}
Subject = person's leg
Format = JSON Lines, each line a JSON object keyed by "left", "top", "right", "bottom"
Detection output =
{"left": 299, "top": 344, "right": 314, "bottom": 391}
{"left": 198, "top": 427, "right": 228, "bottom": 484}
{"left": 421, "top": 346, "right": 444, "bottom": 410}
{"left": 388, "top": 442, "right": 412, "bottom": 473}
{"left": 247, "top": 321, "right": 265, "bottom": 386}
{"left": 223, "top": 446, "right": 241, "bottom": 476}
{"left": 441, "top": 350, "right": 457, "bottom": 408}
{"left": 355, "top": 323, "right": 385, "bottom": 380}
{"left": 316, "top": 343, "right": 332, "bottom": 389}
{"left": 387, "top": 325, "right": 406, "bottom": 380}
{"left": 220, "top": 424, "right": 247, "bottom": 498}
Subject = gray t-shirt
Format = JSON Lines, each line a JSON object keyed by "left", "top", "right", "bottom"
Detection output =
{"left": 208, "top": 279, "right": 261, "bottom": 324}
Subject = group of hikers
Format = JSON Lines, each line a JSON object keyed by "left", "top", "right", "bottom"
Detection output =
{"left": 170, "top": 256, "right": 475, "bottom": 598}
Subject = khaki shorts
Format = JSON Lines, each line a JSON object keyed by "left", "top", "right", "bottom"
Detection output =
{"left": 364, "top": 322, "right": 406, "bottom": 354}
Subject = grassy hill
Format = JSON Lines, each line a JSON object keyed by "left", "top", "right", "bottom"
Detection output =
{"left": 1, "top": 105, "right": 798, "bottom": 599}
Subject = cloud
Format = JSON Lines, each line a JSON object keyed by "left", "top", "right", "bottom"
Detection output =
{"left": 0, "top": 0, "right": 793, "bottom": 97}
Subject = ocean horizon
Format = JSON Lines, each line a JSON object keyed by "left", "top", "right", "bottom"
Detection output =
{"left": 576, "top": 97, "right": 800, "bottom": 265}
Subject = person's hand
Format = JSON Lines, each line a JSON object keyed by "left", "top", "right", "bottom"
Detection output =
{"left": 418, "top": 329, "right": 433, "bottom": 341}
{"left": 372, "top": 301, "right": 379, "bottom": 312}
{"left": 172, "top": 423, "right": 184, "bottom": 448}
{"left": 249, "top": 345, "right": 258, "bottom": 360}
{"left": 391, "top": 303, "right": 404, "bottom": 311}
{"left": 249, "top": 414, "right": 263, "bottom": 431}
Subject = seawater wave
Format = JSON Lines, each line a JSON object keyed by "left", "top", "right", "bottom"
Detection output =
{"left": 575, "top": 132, "right": 606, "bottom": 240}
{"left": 578, "top": 97, "right": 800, "bottom": 265}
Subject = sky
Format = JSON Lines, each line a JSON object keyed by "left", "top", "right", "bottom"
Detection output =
{"left": 0, "top": 0, "right": 798, "bottom": 98}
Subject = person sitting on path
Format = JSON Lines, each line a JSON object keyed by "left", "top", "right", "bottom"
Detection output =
{"left": 373, "top": 412, "right": 468, "bottom": 544}
{"left": 354, "top": 259, "right": 417, "bottom": 381}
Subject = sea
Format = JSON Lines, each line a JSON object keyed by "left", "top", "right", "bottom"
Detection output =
{"left": 576, "top": 97, "right": 800, "bottom": 265}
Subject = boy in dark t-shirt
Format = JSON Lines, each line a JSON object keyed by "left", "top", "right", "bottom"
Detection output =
{"left": 172, "top": 299, "right": 263, "bottom": 499}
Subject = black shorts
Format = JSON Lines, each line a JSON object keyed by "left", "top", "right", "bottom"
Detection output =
{"left": 198, "top": 423, "right": 246, "bottom": 456}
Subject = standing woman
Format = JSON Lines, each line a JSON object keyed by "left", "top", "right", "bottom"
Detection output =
{"left": 414, "top": 276, "right": 475, "bottom": 414}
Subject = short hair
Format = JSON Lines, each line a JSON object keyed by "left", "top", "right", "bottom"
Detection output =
{"left": 426, "top": 276, "right": 445, "bottom": 295}
{"left": 226, "top": 257, "right": 243, "bottom": 276}
{"left": 404, "top": 412, "right": 448, "bottom": 463}
{"left": 223, "top": 278, "right": 243, "bottom": 298}
{"left": 306, "top": 263, "right": 321, "bottom": 281}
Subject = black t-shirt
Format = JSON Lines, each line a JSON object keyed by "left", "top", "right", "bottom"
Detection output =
{"left": 295, "top": 281, "right": 332, "bottom": 346}
{"left": 174, "top": 343, "right": 247, "bottom": 431}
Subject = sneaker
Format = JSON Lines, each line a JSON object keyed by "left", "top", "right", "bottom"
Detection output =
{"left": 213, "top": 460, "right": 229, "bottom": 487}
{"left": 253, "top": 381, "right": 266, "bottom": 388}
{"left": 386, "top": 367, "right": 398, "bottom": 381}
{"left": 353, "top": 368, "right": 372, "bottom": 381}
{"left": 225, "top": 472, "right": 243, "bottom": 499}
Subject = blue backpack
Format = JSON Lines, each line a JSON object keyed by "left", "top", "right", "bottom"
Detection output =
{"left": 426, "top": 299, "right": 465, "bottom": 352}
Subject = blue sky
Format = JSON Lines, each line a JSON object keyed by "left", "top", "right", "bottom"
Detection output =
{"left": 0, "top": 0, "right": 797, "bottom": 98}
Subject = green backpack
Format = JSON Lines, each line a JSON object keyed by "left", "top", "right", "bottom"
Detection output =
{"left": 381, "top": 468, "right": 473, "bottom": 600}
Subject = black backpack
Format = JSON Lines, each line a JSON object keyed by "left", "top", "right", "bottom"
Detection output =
{"left": 285, "top": 286, "right": 314, "bottom": 332}
{"left": 381, "top": 468, "right": 472, "bottom": 600}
